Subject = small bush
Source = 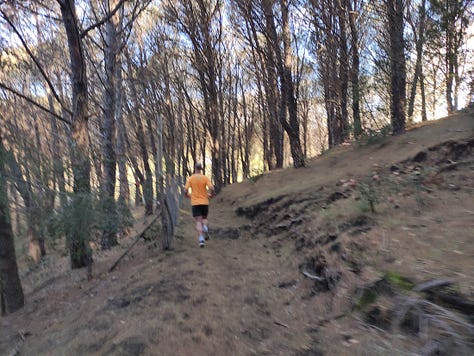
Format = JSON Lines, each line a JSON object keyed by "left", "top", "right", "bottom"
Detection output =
{"left": 357, "top": 182, "right": 379, "bottom": 213}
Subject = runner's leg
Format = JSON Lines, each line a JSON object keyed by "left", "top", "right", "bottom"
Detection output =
{"left": 202, "top": 205, "right": 209, "bottom": 239}
{"left": 195, "top": 216, "right": 203, "bottom": 237}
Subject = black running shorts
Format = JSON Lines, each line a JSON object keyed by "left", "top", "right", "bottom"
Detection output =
{"left": 192, "top": 205, "right": 209, "bottom": 218}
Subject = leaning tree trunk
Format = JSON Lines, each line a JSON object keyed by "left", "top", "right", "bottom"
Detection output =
{"left": 59, "top": 0, "right": 93, "bottom": 272}
{"left": 0, "top": 133, "right": 24, "bottom": 314}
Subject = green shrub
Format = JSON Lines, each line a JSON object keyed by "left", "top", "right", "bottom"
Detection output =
{"left": 357, "top": 182, "right": 379, "bottom": 213}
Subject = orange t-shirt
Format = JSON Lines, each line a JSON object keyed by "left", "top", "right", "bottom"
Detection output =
{"left": 184, "top": 174, "right": 214, "bottom": 206}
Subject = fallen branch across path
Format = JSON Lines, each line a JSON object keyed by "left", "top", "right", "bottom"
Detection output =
{"left": 109, "top": 214, "right": 160, "bottom": 272}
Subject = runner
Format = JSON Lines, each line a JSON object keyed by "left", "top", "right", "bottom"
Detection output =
{"left": 183, "top": 163, "right": 215, "bottom": 247}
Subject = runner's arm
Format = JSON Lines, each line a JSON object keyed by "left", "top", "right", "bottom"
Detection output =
{"left": 208, "top": 186, "right": 215, "bottom": 198}
{"left": 207, "top": 177, "right": 215, "bottom": 198}
{"left": 182, "top": 180, "right": 191, "bottom": 198}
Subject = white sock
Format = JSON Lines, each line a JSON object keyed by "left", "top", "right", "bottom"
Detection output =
{"left": 199, "top": 235, "right": 204, "bottom": 242}
{"left": 203, "top": 225, "right": 208, "bottom": 232}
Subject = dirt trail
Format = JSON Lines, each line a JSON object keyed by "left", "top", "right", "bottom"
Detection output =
{"left": 150, "top": 204, "right": 316, "bottom": 355}
{"left": 1, "top": 202, "right": 320, "bottom": 356}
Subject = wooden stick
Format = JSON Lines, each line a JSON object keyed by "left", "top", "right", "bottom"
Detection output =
{"left": 414, "top": 279, "right": 453, "bottom": 292}
{"left": 274, "top": 321, "right": 289, "bottom": 328}
{"left": 109, "top": 214, "right": 160, "bottom": 272}
{"left": 301, "top": 270, "right": 324, "bottom": 281}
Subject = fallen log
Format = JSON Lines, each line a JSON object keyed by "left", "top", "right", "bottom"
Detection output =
{"left": 414, "top": 279, "right": 474, "bottom": 315}
{"left": 414, "top": 279, "right": 453, "bottom": 292}
{"left": 434, "top": 291, "right": 474, "bottom": 315}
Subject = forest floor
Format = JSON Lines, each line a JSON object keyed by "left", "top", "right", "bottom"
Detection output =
{"left": 1, "top": 108, "right": 474, "bottom": 356}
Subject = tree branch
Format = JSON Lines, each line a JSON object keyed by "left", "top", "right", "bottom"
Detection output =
{"left": 0, "top": 82, "right": 71, "bottom": 125}
{"left": 80, "top": 0, "right": 126, "bottom": 38}
{"left": 0, "top": 10, "right": 70, "bottom": 115}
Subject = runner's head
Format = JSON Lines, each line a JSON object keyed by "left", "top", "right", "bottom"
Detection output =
{"left": 195, "top": 162, "right": 203, "bottom": 173}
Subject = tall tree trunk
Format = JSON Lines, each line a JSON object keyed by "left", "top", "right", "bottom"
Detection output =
{"left": 59, "top": 0, "right": 93, "bottom": 272}
{"left": 348, "top": 0, "right": 362, "bottom": 138}
{"left": 420, "top": 70, "right": 427, "bottom": 121}
{"left": 135, "top": 110, "right": 154, "bottom": 216}
{"left": 115, "top": 54, "right": 132, "bottom": 236}
{"left": 125, "top": 51, "right": 153, "bottom": 215}
{"left": 264, "top": 24, "right": 283, "bottom": 169}
{"left": 238, "top": 78, "right": 251, "bottom": 179}
{"left": 168, "top": 0, "right": 223, "bottom": 188}
{"left": 243, "top": 11, "right": 277, "bottom": 170}
{"left": 5, "top": 148, "right": 43, "bottom": 263}
{"left": 55, "top": 71, "right": 69, "bottom": 209}
{"left": 310, "top": 0, "right": 343, "bottom": 147}
{"left": 407, "top": 0, "right": 426, "bottom": 122}
{"left": 0, "top": 133, "right": 24, "bottom": 314}
{"left": 262, "top": 0, "right": 305, "bottom": 168}
{"left": 444, "top": 0, "right": 457, "bottom": 114}
{"left": 280, "top": 0, "right": 305, "bottom": 167}
{"left": 387, "top": 0, "right": 406, "bottom": 134}
{"left": 100, "top": 0, "right": 121, "bottom": 249}
{"left": 338, "top": 0, "right": 350, "bottom": 141}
